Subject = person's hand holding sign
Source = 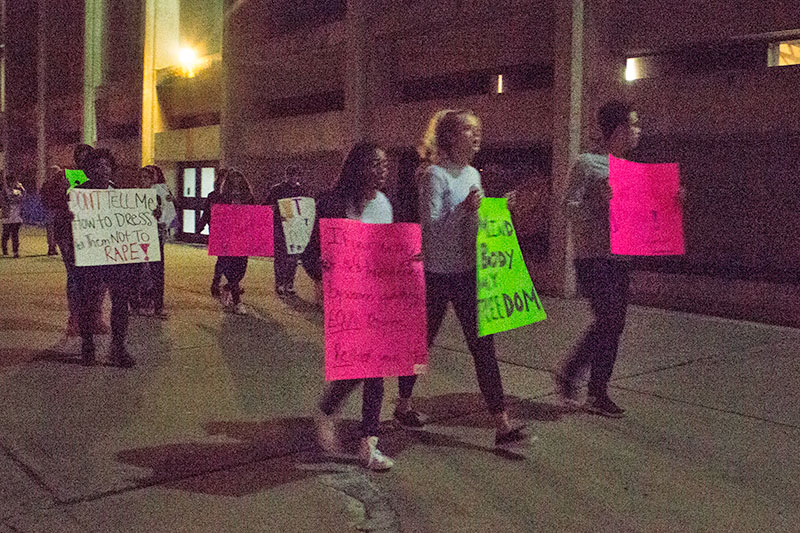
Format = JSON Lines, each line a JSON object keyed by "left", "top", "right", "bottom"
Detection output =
{"left": 598, "top": 181, "right": 613, "bottom": 202}
{"left": 462, "top": 185, "right": 483, "bottom": 212}
{"left": 503, "top": 190, "right": 518, "bottom": 212}
{"left": 65, "top": 169, "right": 89, "bottom": 191}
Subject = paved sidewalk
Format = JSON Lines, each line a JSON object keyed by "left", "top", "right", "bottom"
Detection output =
{"left": 1, "top": 227, "right": 799, "bottom": 532}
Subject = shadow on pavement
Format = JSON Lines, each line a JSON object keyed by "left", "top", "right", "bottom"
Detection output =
{"left": 116, "top": 416, "right": 356, "bottom": 496}
{"left": 409, "top": 392, "right": 568, "bottom": 428}
{"left": 0, "top": 347, "right": 41, "bottom": 366}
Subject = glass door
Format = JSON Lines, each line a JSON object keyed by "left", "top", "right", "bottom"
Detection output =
{"left": 178, "top": 161, "right": 218, "bottom": 243}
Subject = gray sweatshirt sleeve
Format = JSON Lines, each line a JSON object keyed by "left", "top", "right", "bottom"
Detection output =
{"left": 564, "top": 157, "right": 590, "bottom": 221}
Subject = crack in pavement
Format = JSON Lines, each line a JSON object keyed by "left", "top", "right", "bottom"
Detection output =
{"left": 316, "top": 469, "right": 401, "bottom": 533}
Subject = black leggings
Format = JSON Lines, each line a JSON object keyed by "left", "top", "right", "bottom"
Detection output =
{"left": 74, "top": 264, "right": 134, "bottom": 351}
{"left": 561, "top": 258, "right": 630, "bottom": 397}
{"left": 398, "top": 271, "right": 505, "bottom": 415}
{"left": 2, "top": 223, "right": 21, "bottom": 254}
{"left": 274, "top": 253, "right": 299, "bottom": 289}
{"left": 218, "top": 256, "right": 248, "bottom": 304}
{"left": 319, "top": 378, "right": 384, "bottom": 437}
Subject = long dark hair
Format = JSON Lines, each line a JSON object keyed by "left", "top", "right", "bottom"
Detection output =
{"left": 334, "top": 142, "right": 382, "bottom": 206}
{"left": 142, "top": 164, "right": 166, "bottom": 184}
{"left": 219, "top": 168, "right": 255, "bottom": 203}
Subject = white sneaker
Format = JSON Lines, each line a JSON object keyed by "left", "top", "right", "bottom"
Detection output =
{"left": 220, "top": 288, "right": 233, "bottom": 308}
{"left": 316, "top": 414, "right": 340, "bottom": 454}
{"left": 359, "top": 436, "right": 394, "bottom": 471}
{"left": 233, "top": 303, "right": 246, "bottom": 315}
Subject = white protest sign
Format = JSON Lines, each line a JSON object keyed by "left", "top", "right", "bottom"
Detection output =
{"left": 277, "top": 196, "right": 316, "bottom": 254}
{"left": 69, "top": 188, "right": 162, "bottom": 267}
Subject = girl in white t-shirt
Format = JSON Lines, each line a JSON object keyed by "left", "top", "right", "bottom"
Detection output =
{"left": 309, "top": 142, "right": 396, "bottom": 471}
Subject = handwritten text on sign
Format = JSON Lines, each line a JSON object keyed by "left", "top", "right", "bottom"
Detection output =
{"left": 69, "top": 188, "right": 161, "bottom": 267}
{"left": 322, "top": 219, "right": 428, "bottom": 381}
{"left": 477, "top": 197, "right": 546, "bottom": 337}
{"left": 208, "top": 204, "right": 274, "bottom": 257}
{"left": 277, "top": 196, "right": 315, "bottom": 254}
{"left": 609, "top": 155, "right": 685, "bottom": 256}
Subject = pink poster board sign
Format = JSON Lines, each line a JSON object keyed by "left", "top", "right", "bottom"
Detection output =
{"left": 609, "top": 155, "right": 685, "bottom": 256}
{"left": 322, "top": 219, "right": 428, "bottom": 381}
{"left": 208, "top": 204, "right": 274, "bottom": 257}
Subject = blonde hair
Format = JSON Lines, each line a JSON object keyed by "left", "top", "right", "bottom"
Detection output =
{"left": 417, "top": 109, "right": 481, "bottom": 165}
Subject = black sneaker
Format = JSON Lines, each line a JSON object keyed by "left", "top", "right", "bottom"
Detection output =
{"left": 276, "top": 285, "right": 287, "bottom": 297}
{"left": 584, "top": 395, "right": 625, "bottom": 418}
{"left": 393, "top": 409, "right": 427, "bottom": 428}
{"left": 81, "top": 345, "right": 97, "bottom": 367}
{"left": 495, "top": 426, "right": 530, "bottom": 447}
{"left": 210, "top": 283, "right": 221, "bottom": 298}
{"left": 109, "top": 347, "right": 135, "bottom": 368}
{"left": 553, "top": 373, "right": 579, "bottom": 407}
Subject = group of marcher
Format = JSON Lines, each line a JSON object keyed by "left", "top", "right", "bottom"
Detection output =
{"left": 40, "top": 145, "right": 177, "bottom": 367}
{"left": 304, "top": 100, "right": 642, "bottom": 470}
{"left": 16, "top": 98, "right": 644, "bottom": 472}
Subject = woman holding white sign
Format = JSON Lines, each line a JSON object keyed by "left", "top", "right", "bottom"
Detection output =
{"left": 395, "top": 109, "right": 528, "bottom": 447}
{"left": 72, "top": 149, "right": 135, "bottom": 367}
{"left": 306, "top": 142, "right": 396, "bottom": 471}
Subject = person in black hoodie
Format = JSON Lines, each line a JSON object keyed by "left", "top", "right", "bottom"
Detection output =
{"left": 266, "top": 164, "right": 308, "bottom": 297}
{"left": 72, "top": 149, "right": 135, "bottom": 367}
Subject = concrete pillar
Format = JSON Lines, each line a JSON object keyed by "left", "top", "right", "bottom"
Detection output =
{"left": 581, "top": 0, "right": 624, "bottom": 146}
{"left": 35, "top": 0, "right": 46, "bottom": 190}
{"left": 142, "top": 0, "right": 179, "bottom": 165}
{"left": 0, "top": 0, "right": 7, "bottom": 170}
{"left": 83, "top": 0, "right": 104, "bottom": 145}
{"left": 219, "top": 0, "right": 233, "bottom": 167}
{"left": 548, "top": 0, "right": 584, "bottom": 298}
{"left": 548, "top": 0, "right": 623, "bottom": 298}
{"left": 344, "top": 0, "right": 370, "bottom": 145}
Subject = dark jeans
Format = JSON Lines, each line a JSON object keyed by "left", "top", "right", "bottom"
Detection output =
{"left": 319, "top": 378, "right": 385, "bottom": 437}
{"left": 128, "top": 264, "right": 146, "bottom": 311}
{"left": 75, "top": 264, "right": 134, "bottom": 351}
{"left": 2, "top": 223, "right": 21, "bottom": 254}
{"left": 211, "top": 257, "right": 223, "bottom": 286}
{"left": 398, "top": 270, "right": 505, "bottom": 415}
{"left": 46, "top": 221, "right": 57, "bottom": 253}
{"left": 274, "top": 253, "right": 299, "bottom": 289}
{"left": 57, "top": 237, "right": 80, "bottom": 317}
{"left": 560, "top": 258, "right": 630, "bottom": 397}
{"left": 218, "top": 256, "right": 248, "bottom": 304}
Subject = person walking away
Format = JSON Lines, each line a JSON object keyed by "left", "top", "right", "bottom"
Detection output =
{"left": 394, "top": 109, "right": 528, "bottom": 447}
{"left": 266, "top": 164, "right": 308, "bottom": 297}
{"left": 1, "top": 176, "right": 25, "bottom": 258}
{"left": 303, "top": 143, "right": 396, "bottom": 470}
{"left": 213, "top": 169, "right": 255, "bottom": 314}
{"left": 553, "top": 100, "right": 642, "bottom": 418}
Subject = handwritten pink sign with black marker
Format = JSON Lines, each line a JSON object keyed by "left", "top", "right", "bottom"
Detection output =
{"left": 208, "top": 204, "right": 274, "bottom": 257}
{"left": 322, "top": 219, "right": 428, "bottom": 381}
{"left": 609, "top": 155, "right": 685, "bottom": 256}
